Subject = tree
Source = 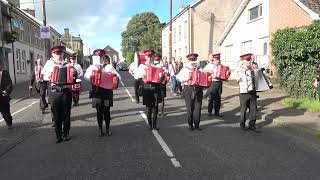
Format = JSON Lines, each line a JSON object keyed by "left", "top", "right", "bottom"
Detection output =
{"left": 121, "top": 12, "right": 164, "bottom": 58}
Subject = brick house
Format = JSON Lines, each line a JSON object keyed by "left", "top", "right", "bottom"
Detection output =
{"left": 216, "top": 0, "right": 320, "bottom": 76}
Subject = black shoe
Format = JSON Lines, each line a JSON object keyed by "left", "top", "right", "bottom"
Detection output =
{"left": 7, "top": 125, "right": 13, "bottom": 130}
{"left": 189, "top": 124, "right": 194, "bottom": 131}
{"left": 52, "top": 122, "right": 55, "bottom": 127}
{"left": 99, "top": 132, "right": 105, "bottom": 137}
{"left": 240, "top": 124, "right": 248, "bottom": 131}
{"left": 105, "top": 130, "right": 112, "bottom": 136}
{"left": 208, "top": 112, "right": 213, "bottom": 116}
{"left": 214, "top": 113, "right": 223, "bottom": 117}
{"left": 195, "top": 126, "right": 202, "bottom": 131}
{"left": 44, "top": 104, "right": 48, "bottom": 109}
{"left": 63, "top": 135, "right": 71, "bottom": 141}
{"left": 42, "top": 109, "right": 45, "bottom": 114}
{"left": 56, "top": 138, "right": 63, "bottom": 143}
{"left": 153, "top": 126, "right": 160, "bottom": 130}
{"left": 248, "top": 125, "right": 260, "bottom": 133}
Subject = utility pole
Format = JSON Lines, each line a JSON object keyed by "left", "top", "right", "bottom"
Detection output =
{"left": 169, "top": 0, "right": 172, "bottom": 60}
{"left": 42, "top": 0, "right": 48, "bottom": 60}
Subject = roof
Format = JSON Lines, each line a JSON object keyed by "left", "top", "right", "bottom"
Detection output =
{"left": 299, "top": 0, "right": 320, "bottom": 15}
{"left": 0, "top": 0, "right": 9, "bottom": 4}
{"left": 103, "top": 45, "right": 118, "bottom": 54}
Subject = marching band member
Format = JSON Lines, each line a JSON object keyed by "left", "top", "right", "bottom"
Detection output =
{"left": 154, "top": 52, "right": 169, "bottom": 116}
{"left": 235, "top": 53, "right": 258, "bottom": 132}
{"left": 30, "top": 58, "right": 48, "bottom": 114}
{"left": 42, "top": 46, "right": 77, "bottom": 143}
{"left": 69, "top": 53, "right": 83, "bottom": 106}
{"left": 129, "top": 60, "right": 141, "bottom": 103}
{"left": 84, "top": 49, "right": 121, "bottom": 137}
{"left": 203, "top": 53, "right": 227, "bottom": 117}
{"left": 136, "top": 50, "right": 163, "bottom": 130}
{"left": 0, "top": 63, "right": 13, "bottom": 130}
{"left": 42, "top": 57, "right": 55, "bottom": 105}
{"left": 176, "top": 53, "right": 203, "bottom": 131}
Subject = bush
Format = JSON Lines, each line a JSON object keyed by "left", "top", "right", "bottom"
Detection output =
{"left": 271, "top": 20, "right": 320, "bottom": 98}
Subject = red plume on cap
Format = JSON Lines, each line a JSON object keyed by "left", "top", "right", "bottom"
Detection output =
{"left": 51, "top": 46, "right": 65, "bottom": 53}
{"left": 144, "top": 50, "right": 155, "bottom": 56}
{"left": 93, "top": 49, "right": 106, "bottom": 56}
{"left": 240, "top": 53, "right": 253, "bottom": 60}
{"left": 186, "top": 53, "right": 198, "bottom": 61}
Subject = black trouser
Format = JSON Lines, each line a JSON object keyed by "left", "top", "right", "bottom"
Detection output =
{"left": 239, "top": 92, "right": 257, "bottom": 127}
{"left": 207, "top": 81, "right": 222, "bottom": 114}
{"left": 47, "top": 82, "right": 52, "bottom": 104}
{"left": 0, "top": 95, "right": 13, "bottom": 127}
{"left": 143, "top": 84, "right": 160, "bottom": 129}
{"left": 134, "top": 79, "right": 141, "bottom": 102}
{"left": 184, "top": 86, "right": 203, "bottom": 128}
{"left": 51, "top": 88, "right": 72, "bottom": 139}
{"left": 39, "top": 81, "right": 48, "bottom": 110}
{"left": 95, "top": 99, "right": 111, "bottom": 132}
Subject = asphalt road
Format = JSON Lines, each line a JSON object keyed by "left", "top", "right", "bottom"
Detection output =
{"left": 0, "top": 71, "right": 320, "bottom": 180}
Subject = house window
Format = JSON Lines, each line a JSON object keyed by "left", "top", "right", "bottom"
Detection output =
{"left": 178, "top": 25, "right": 181, "bottom": 41}
{"left": 263, "top": 42, "right": 267, "bottom": 55}
{"left": 225, "top": 45, "right": 233, "bottom": 63}
{"left": 16, "top": 49, "right": 21, "bottom": 72}
{"left": 241, "top": 40, "right": 252, "bottom": 54}
{"left": 173, "top": 28, "right": 176, "bottom": 43}
{"left": 22, "top": 50, "right": 26, "bottom": 72}
{"left": 249, "top": 4, "right": 262, "bottom": 22}
{"left": 184, "top": 21, "right": 187, "bottom": 38}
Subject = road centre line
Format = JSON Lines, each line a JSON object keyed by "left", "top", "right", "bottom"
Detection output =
{"left": 139, "top": 111, "right": 182, "bottom": 168}
{"left": 0, "top": 101, "right": 38, "bottom": 123}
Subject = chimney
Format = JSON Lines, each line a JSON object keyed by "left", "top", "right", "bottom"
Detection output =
{"left": 23, "top": 9, "right": 35, "bottom": 17}
{"left": 64, "top": 28, "right": 70, "bottom": 38}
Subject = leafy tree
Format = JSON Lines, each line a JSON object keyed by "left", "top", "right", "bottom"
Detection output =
{"left": 271, "top": 20, "right": 320, "bottom": 98}
{"left": 121, "top": 12, "right": 164, "bottom": 58}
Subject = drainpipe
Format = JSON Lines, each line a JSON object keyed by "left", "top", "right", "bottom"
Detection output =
{"left": 0, "top": 2, "right": 6, "bottom": 67}
{"left": 9, "top": 6, "right": 16, "bottom": 84}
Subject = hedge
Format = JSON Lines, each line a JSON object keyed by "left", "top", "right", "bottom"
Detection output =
{"left": 271, "top": 20, "right": 320, "bottom": 98}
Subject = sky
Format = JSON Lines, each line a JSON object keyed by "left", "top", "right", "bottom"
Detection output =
{"left": 20, "top": 0, "right": 197, "bottom": 58}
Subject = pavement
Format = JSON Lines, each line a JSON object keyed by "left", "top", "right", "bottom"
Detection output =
{"left": 0, "top": 72, "right": 320, "bottom": 179}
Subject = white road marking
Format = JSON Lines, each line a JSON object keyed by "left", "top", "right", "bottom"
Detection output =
{"left": 0, "top": 101, "right": 38, "bottom": 122}
{"left": 139, "top": 111, "right": 182, "bottom": 168}
{"left": 125, "top": 89, "right": 135, "bottom": 102}
{"left": 120, "top": 80, "right": 125, "bottom": 87}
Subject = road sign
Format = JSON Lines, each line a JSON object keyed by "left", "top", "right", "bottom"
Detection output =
{"left": 40, "top": 26, "right": 50, "bottom": 39}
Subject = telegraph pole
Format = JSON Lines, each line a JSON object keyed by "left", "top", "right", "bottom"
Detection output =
{"left": 169, "top": 0, "right": 172, "bottom": 60}
{"left": 42, "top": 0, "right": 48, "bottom": 60}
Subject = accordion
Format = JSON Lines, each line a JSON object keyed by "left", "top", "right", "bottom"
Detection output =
{"left": 188, "top": 70, "right": 212, "bottom": 87}
{"left": 238, "top": 69, "right": 273, "bottom": 93}
{"left": 91, "top": 70, "right": 118, "bottom": 90}
{"left": 51, "top": 65, "right": 75, "bottom": 85}
{"left": 214, "top": 65, "right": 230, "bottom": 80}
{"left": 144, "top": 66, "right": 163, "bottom": 83}
{"left": 71, "top": 79, "right": 82, "bottom": 91}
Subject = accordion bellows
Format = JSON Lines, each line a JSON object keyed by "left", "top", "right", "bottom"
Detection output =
{"left": 91, "top": 70, "right": 118, "bottom": 90}
{"left": 51, "top": 66, "right": 75, "bottom": 85}
{"left": 214, "top": 65, "right": 230, "bottom": 80}
{"left": 144, "top": 66, "right": 163, "bottom": 83}
{"left": 188, "top": 70, "right": 212, "bottom": 87}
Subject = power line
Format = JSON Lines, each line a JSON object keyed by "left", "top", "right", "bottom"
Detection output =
{"left": 20, "top": 0, "right": 57, "bottom": 4}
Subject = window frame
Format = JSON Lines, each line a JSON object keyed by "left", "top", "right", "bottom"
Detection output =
{"left": 248, "top": 4, "right": 263, "bottom": 22}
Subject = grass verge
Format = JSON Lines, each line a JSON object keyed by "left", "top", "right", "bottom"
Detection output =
{"left": 282, "top": 98, "right": 320, "bottom": 112}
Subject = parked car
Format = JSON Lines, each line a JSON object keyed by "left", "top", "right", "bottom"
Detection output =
{"left": 117, "top": 62, "right": 129, "bottom": 71}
